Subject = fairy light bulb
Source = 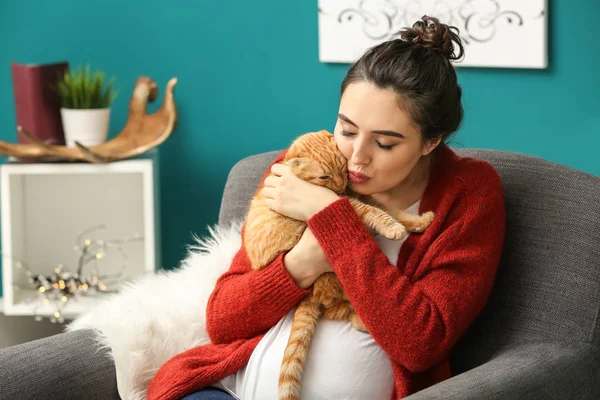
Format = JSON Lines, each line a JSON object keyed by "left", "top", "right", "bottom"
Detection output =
{"left": 39, "top": 287, "right": 46, "bottom": 293}
{"left": 96, "top": 253, "right": 104, "bottom": 259}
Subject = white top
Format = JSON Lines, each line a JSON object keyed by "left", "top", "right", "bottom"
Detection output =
{"left": 216, "top": 201, "right": 421, "bottom": 399}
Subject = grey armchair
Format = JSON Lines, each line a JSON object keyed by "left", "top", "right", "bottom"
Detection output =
{"left": 1, "top": 148, "right": 599, "bottom": 400}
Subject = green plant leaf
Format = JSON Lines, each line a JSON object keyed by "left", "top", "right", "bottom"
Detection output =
{"left": 95, "top": 72, "right": 105, "bottom": 108}
{"left": 71, "top": 68, "right": 79, "bottom": 109}
{"left": 57, "top": 81, "right": 71, "bottom": 108}
{"left": 110, "top": 88, "right": 119, "bottom": 105}
{"left": 103, "top": 75, "right": 116, "bottom": 107}
{"left": 53, "top": 64, "right": 118, "bottom": 109}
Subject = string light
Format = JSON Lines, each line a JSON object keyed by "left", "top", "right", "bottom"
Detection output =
{"left": 5, "top": 224, "right": 144, "bottom": 323}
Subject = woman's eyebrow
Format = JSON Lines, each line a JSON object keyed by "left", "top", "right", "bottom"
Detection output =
{"left": 338, "top": 113, "right": 405, "bottom": 138}
{"left": 338, "top": 113, "right": 358, "bottom": 127}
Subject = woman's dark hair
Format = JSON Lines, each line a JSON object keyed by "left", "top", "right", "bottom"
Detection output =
{"left": 341, "top": 15, "right": 465, "bottom": 149}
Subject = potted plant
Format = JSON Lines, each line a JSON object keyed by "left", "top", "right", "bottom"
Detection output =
{"left": 54, "top": 64, "right": 119, "bottom": 147}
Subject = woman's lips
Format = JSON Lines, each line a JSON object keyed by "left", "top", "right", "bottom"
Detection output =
{"left": 349, "top": 170, "right": 371, "bottom": 184}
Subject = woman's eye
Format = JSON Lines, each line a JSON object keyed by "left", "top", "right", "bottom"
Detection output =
{"left": 377, "top": 142, "right": 395, "bottom": 151}
{"left": 341, "top": 129, "right": 394, "bottom": 150}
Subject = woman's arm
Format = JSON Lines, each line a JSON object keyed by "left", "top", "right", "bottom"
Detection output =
{"left": 205, "top": 151, "right": 313, "bottom": 345}
{"left": 205, "top": 245, "right": 311, "bottom": 344}
{"left": 306, "top": 164, "right": 506, "bottom": 373}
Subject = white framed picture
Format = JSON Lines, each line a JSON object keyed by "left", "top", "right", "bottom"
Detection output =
{"left": 318, "top": 0, "right": 548, "bottom": 69}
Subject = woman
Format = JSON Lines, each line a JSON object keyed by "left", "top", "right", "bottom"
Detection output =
{"left": 148, "top": 15, "right": 506, "bottom": 400}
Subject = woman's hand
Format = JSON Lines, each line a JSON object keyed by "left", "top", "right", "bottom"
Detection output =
{"left": 262, "top": 163, "right": 339, "bottom": 222}
{"left": 284, "top": 228, "right": 334, "bottom": 289}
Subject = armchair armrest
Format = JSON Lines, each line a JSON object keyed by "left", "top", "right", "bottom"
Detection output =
{"left": 405, "top": 342, "right": 600, "bottom": 400}
{"left": 0, "top": 329, "right": 119, "bottom": 400}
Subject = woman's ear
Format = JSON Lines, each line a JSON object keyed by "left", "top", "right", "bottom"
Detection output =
{"left": 422, "top": 136, "right": 443, "bottom": 156}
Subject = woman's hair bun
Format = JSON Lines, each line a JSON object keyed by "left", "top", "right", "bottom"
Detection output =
{"left": 399, "top": 15, "right": 464, "bottom": 61}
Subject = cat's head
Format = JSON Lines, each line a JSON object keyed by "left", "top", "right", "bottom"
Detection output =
{"left": 284, "top": 130, "right": 348, "bottom": 193}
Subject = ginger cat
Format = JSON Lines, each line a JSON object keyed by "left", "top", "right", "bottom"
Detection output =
{"left": 243, "top": 130, "right": 434, "bottom": 400}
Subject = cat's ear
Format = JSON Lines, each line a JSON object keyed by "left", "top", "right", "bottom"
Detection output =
{"left": 329, "top": 134, "right": 342, "bottom": 154}
{"left": 285, "top": 157, "right": 310, "bottom": 169}
{"left": 285, "top": 157, "right": 315, "bottom": 176}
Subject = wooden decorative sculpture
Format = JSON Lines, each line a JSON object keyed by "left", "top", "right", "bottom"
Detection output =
{"left": 0, "top": 77, "right": 178, "bottom": 163}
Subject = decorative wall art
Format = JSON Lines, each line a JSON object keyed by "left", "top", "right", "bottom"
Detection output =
{"left": 318, "top": 0, "right": 548, "bottom": 68}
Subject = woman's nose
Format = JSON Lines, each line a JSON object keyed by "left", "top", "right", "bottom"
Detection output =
{"left": 351, "top": 139, "right": 370, "bottom": 166}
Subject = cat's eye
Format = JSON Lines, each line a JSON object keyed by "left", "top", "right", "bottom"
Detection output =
{"left": 319, "top": 175, "right": 330, "bottom": 180}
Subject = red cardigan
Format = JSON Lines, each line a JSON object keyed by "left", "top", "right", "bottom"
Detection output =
{"left": 147, "top": 144, "right": 506, "bottom": 400}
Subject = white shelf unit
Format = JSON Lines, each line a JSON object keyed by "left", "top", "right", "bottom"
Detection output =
{"left": 0, "top": 152, "right": 161, "bottom": 319}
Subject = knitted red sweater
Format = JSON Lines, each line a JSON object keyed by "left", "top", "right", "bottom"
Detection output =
{"left": 147, "top": 144, "right": 506, "bottom": 400}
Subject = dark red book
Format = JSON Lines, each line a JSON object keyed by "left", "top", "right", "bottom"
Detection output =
{"left": 11, "top": 61, "right": 69, "bottom": 145}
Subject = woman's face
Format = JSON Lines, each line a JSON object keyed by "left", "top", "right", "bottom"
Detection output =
{"left": 333, "top": 81, "right": 438, "bottom": 197}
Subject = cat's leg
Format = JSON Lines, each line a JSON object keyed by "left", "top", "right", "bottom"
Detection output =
{"left": 357, "top": 194, "right": 435, "bottom": 233}
{"left": 386, "top": 208, "right": 435, "bottom": 233}
{"left": 279, "top": 295, "right": 322, "bottom": 400}
{"left": 323, "top": 301, "right": 368, "bottom": 333}
{"left": 348, "top": 198, "right": 408, "bottom": 240}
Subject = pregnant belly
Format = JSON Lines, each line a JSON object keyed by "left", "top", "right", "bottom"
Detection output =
{"left": 235, "top": 308, "right": 395, "bottom": 400}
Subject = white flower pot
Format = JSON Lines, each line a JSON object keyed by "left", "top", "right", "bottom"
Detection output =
{"left": 61, "top": 108, "right": 111, "bottom": 148}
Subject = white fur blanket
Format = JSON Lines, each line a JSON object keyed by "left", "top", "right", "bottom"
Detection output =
{"left": 66, "top": 221, "right": 243, "bottom": 400}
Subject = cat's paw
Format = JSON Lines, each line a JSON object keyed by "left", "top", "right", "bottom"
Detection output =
{"left": 380, "top": 223, "right": 408, "bottom": 240}
{"left": 351, "top": 315, "right": 369, "bottom": 333}
{"left": 411, "top": 211, "right": 435, "bottom": 233}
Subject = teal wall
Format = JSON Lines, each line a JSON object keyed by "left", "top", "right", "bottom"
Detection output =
{"left": 0, "top": 0, "right": 598, "bottom": 295}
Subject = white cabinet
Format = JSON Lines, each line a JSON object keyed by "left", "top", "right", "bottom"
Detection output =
{"left": 0, "top": 150, "right": 161, "bottom": 321}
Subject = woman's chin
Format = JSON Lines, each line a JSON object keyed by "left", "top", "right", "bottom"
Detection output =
{"left": 349, "top": 182, "right": 375, "bottom": 195}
